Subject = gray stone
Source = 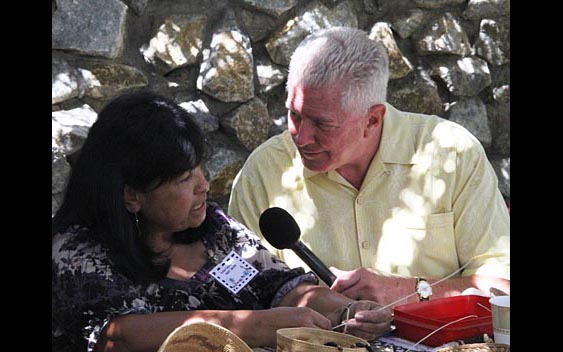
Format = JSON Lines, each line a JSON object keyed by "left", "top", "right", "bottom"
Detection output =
{"left": 475, "top": 19, "right": 510, "bottom": 66}
{"left": 52, "top": 56, "right": 85, "bottom": 104}
{"left": 52, "top": 192, "right": 65, "bottom": 218}
{"left": 415, "top": 12, "right": 472, "bottom": 56}
{"left": 242, "top": 0, "right": 298, "bottom": 17}
{"left": 122, "top": 0, "right": 149, "bottom": 16}
{"left": 220, "top": 98, "right": 271, "bottom": 151}
{"left": 487, "top": 85, "right": 510, "bottom": 156}
{"left": 490, "top": 157, "right": 510, "bottom": 199}
{"left": 333, "top": 1, "right": 359, "bottom": 29}
{"left": 463, "top": 0, "right": 510, "bottom": 20}
{"left": 197, "top": 29, "right": 255, "bottom": 102}
{"left": 430, "top": 56, "right": 492, "bottom": 97}
{"left": 52, "top": 104, "right": 98, "bottom": 155}
{"left": 388, "top": 68, "right": 443, "bottom": 116}
{"left": 392, "top": 8, "right": 425, "bottom": 39}
{"left": 140, "top": 15, "right": 208, "bottom": 74}
{"left": 369, "top": 22, "right": 413, "bottom": 80}
{"left": 446, "top": 97, "right": 492, "bottom": 148}
{"left": 52, "top": 0, "right": 127, "bottom": 59}
{"left": 179, "top": 99, "right": 220, "bottom": 133}
{"left": 413, "top": 0, "right": 466, "bottom": 9}
{"left": 256, "top": 57, "right": 288, "bottom": 94}
{"left": 235, "top": 7, "right": 278, "bottom": 43}
{"left": 80, "top": 63, "right": 149, "bottom": 100}
{"left": 265, "top": 1, "right": 358, "bottom": 66}
{"left": 203, "top": 132, "right": 250, "bottom": 200}
{"left": 52, "top": 145, "right": 71, "bottom": 195}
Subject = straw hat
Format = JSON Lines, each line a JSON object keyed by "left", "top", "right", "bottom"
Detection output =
{"left": 158, "top": 321, "right": 253, "bottom": 352}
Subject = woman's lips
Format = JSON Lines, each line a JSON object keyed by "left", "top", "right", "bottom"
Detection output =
{"left": 193, "top": 200, "right": 206, "bottom": 212}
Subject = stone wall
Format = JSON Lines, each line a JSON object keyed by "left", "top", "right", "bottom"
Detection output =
{"left": 52, "top": 0, "right": 510, "bottom": 216}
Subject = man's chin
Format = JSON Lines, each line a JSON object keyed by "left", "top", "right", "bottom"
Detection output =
{"left": 301, "top": 158, "right": 331, "bottom": 173}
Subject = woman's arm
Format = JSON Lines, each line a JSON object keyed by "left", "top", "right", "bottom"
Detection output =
{"left": 97, "top": 307, "right": 332, "bottom": 351}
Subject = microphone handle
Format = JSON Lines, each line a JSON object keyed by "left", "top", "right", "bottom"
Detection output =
{"left": 292, "top": 241, "right": 336, "bottom": 286}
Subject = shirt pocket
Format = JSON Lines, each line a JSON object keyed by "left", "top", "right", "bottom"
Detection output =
{"left": 404, "top": 212, "right": 456, "bottom": 276}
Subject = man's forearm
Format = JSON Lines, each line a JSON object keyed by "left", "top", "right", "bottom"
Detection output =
{"left": 429, "top": 274, "right": 510, "bottom": 297}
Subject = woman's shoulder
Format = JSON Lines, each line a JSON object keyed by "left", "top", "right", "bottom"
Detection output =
{"left": 202, "top": 203, "right": 261, "bottom": 250}
{"left": 52, "top": 224, "right": 113, "bottom": 277}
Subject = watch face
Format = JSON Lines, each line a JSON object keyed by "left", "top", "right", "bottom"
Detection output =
{"left": 417, "top": 281, "right": 432, "bottom": 298}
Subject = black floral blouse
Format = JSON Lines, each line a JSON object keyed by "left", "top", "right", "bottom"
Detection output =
{"left": 52, "top": 204, "right": 317, "bottom": 352}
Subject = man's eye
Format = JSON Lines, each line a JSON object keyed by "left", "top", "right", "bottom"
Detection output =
{"left": 317, "top": 123, "right": 336, "bottom": 131}
{"left": 289, "top": 111, "right": 300, "bottom": 121}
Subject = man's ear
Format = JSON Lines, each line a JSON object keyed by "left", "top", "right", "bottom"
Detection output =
{"left": 123, "top": 185, "right": 142, "bottom": 213}
{"left": 364, "top": 104, "right": 386, "bottom": 137}
{"left": 367, "top": 104, "right": 386, "bottom": 128}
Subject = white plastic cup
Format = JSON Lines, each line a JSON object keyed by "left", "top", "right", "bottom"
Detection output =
{"left": 489, "top": 295, "right": 510, "bottom": 345}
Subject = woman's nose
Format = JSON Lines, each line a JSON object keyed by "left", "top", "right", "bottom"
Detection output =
{"left": 194, "top": 167, "right": 209, "bottom": 194}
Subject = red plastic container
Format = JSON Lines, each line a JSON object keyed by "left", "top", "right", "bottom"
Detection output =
{"left": 393, "top": 295, "right": 493, "bottom": 346}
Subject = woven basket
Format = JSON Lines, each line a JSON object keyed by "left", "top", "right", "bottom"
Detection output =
{"left": 277, "top": 327, "right": 370, "bottom": 352}
{"left": 158, "top": 321, "right": 253, "bottom": 352}
{"left": 436, "top": 343, "right": 510, "bottom": 352}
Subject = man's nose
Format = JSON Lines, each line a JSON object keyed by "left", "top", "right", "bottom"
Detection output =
{"left": 293, "top": 119, "right": 315, "bottom": 147}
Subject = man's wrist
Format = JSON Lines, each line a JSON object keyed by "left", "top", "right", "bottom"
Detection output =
{"left": 415, "top": 277, "right": 432, "bottom": 301}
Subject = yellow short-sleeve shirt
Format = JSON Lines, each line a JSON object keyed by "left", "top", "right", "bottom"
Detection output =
{"left": 228, "top": 103, "right": 509, "bottom": 280}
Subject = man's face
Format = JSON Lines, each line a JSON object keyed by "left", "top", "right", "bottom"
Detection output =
{"left": 286, "top": 84, "right": 369, "bottom": 173}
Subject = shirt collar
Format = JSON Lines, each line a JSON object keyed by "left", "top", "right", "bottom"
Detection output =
{"left": 378, "top": 103, "right": 416, "bottom": 165}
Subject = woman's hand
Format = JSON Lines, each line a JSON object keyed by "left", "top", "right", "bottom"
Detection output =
{"left": 246, "top": 306, "right": 332, "bottom": 347}
{"left": 330, "top": 300, "right": 393, "bottom": 342}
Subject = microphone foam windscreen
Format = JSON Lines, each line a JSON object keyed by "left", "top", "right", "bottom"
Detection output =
{"left": 258, "top": 207, "right": 301, "bottom": 249}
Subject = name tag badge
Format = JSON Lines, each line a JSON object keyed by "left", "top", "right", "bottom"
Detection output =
{"left": 209, "top": 250, "right": 259, "bottom": 294}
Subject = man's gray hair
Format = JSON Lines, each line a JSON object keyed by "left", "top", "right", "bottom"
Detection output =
{"left": 287, "top": 27, "right": 389, "bottom": 116}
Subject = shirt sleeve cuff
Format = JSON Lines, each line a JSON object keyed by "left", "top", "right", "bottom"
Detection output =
{"left": 269, "top": 271, "right": 319, "bottom": 308}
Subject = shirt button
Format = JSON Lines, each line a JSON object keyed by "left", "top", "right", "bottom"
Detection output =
{"left": 361, "top": 241, "right": 369, "bottom": 249}
{"left": 357, "top": 197, "right": 363, "bottom": 205}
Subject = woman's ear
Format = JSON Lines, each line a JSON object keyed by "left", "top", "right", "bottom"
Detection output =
{"left": 123, "top": 185, "right": 142, "bottom": 213}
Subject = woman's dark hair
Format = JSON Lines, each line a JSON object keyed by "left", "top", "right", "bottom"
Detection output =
{"left": 52, "top": 90, "right": 206, "bottom": 282}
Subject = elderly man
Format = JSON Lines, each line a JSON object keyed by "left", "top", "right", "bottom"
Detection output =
{"left": 228, "top": 27, "right": 509, "bottom": 306}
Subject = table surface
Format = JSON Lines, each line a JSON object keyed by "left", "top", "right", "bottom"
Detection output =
{"left": 252, "top": 330, "right": 479, "bottom": 352}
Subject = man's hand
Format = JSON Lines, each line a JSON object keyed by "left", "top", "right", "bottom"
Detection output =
{"left": 331, "top": 300, "right": 393, "bottom": 341}
{"left": 330, "top": 267, "right": 386, "bottom": 302}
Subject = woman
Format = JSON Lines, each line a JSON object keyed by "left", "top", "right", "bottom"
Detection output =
{"left": 52, "top": 90, "right": 392, "bottom": 352}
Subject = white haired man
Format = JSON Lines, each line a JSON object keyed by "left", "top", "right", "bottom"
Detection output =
{"left": 229, "top": 27, "right": 509, "bottom": 308}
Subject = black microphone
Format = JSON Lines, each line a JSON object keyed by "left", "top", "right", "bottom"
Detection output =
{"left": 259, "top": 207, "right": 336, "bottom": 286}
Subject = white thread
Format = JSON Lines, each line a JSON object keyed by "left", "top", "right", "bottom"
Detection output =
{"left": 343, "top": 305, "right": 350, "bottom": 334}
{"left": 404, "top": 315, "right": 478, "bottom": 352}
{"left": 333, "top": 254, "right": 496, "bottom": 346}
{"left": 332, "top": 303, "right": 352, "bottom": 333}
{"left": 373, "top": 254, "right": 496, "bottom": 350}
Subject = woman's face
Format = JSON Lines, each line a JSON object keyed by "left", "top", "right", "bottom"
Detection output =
{"left": 139, "top": 166, "right": 209, "bottom": 236}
